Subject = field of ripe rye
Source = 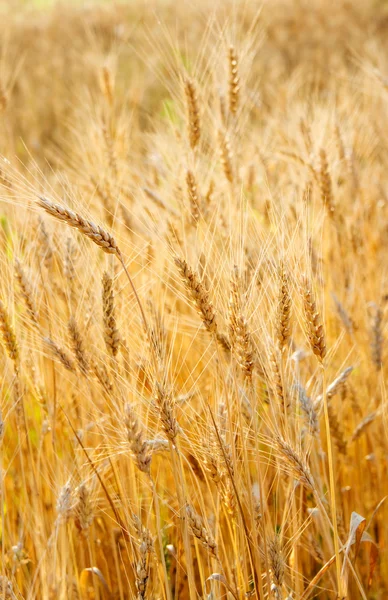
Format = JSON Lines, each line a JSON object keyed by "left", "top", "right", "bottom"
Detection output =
{"left": 0, "top": 0, "right": 388, "bottom": 598}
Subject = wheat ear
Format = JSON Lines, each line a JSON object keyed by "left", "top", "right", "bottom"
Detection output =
{"left": 184, "top": 78, "right": 200, "bottom": 149}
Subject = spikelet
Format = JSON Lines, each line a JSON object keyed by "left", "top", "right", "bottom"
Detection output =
{"left": 351, "top": 411, "right": 378, "bottom": 442}
{"left": 301, "top": 276, "right": 326, "bottom": 361}
{"left": 314, "top": 367, "right": 353, "bottom": 407}
{"left": 92, "top": 360, "right": 113, "bottom": 392}
{"left": 186, "top": 170, "right": 201, "bottom": 224}
{"left": 15, "top": 259, "right": 39, "bottom": 327}
{"left": 319, "top": 149, "right": 335, "bottom": 215}
{"left": 228, "top": 46, "right": 240, "bottom": 115}
{"left": 0, "top": 300, "right": 19, "bottom": 363}
{"left": 154, "top": 382, "right": 179, "bottom": 442}
{"left": 276, "top": 263, "right": 291, "bottom": 351}
{"left": 269, "top": 534, "right": 285, "bottom": 595}
{"left": 295, "top": 384, "right": 320, "bottom": 436}
{"left": 332, "top": 293, "right": 354, "bottom": 334}
{"left": 133, "top": 515, "right": 154, "bottom": 600}
{"left": 38, "top": 217, "right": 53, "bottom": 269}
{"left": 68, "top": 317, "right": 89, "bottom": 374}
{"left": 205, "top": 179, "right": 215, "bottom": 208}
{"left": 184, "top": 78, "right": 200, "bottom": 149}
{"left": 219, "top": 130, "right": 234, "bottom": 183}
{"left": 44, "top": 337, "right": 75, "bottom": 372}
{"left": 56, "top": 480, "right": 74, "bottom": 524}
{"left": 216, "top": 332, "right": 231, "bottom": 352}
{"left": 229, "top": 266, "right": 255, "bottom": 380}
{"left": 185, "top": 504, "right": 218, "bottom": 558}
{"left": 327, "top": 404, "right": 347, "bottom": 455}
{"left": 74, "top": 483, "right": 94, "bottom": 535}
{"left": 204, "top": 446, "right": 222, "bottom": 485}
{"left": 275, "top": 436, "right": 314, "bottom": 490}
{"left": 370, "top": 304, "right": 383, "bottom": 370}
{"left": 269, "top": 347, "right": 288, "bottom": 409}
{"left": 315, "top": 366, "right": 353, "bottom": 406}
{"left": 102, "top": 272, "right": 120, "bottom": 357}
{"left": 125, "top": 403, "right": 152, "bottom": 473}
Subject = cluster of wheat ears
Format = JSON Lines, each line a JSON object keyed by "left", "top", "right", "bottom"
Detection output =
{"left": 0, "top": 0, "right": 387, "bottom": 598}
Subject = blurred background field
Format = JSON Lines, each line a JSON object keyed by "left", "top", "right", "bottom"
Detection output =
{"left": 0, "top": 1, "right": 388, "bottom": 599}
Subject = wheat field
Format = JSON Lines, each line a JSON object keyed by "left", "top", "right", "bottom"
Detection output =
{"left": 0, "top": 0, "right": 387, "bottom": 598}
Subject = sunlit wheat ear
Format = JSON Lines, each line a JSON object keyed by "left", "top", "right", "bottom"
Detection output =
{"left": 319, "top": 149, "right": 335, "bottom": 216}
{"left": 38, "top": 197, "right": 120, "bottom": 256}
{"left": 133, "top": 514, "right": 155, "bottom": 600}
{"left": 219, "top": 130, "right": 234, "bottom": 183}
{"left": 38, "top": 217, "right": 53, "bottom": 269}
{"left": 56, "top": 480, "right": 74, "bottom": 525}
{"left": 124, "top": 403, "right": 152, "bottom": 474}
{"left": 174, "top": 256, "right": 218, "bottom": 334}
{"left": 186, "top": 170, "right": 201, "bottom": 225}
{"left": 68, "top": 316, "right": 89, "bottom": 375}
{"left": 184, "top": 78, "right": 200, "bottom": 149}
{"left": 0, "top": 300, "right": 19, "bottom": 364}
{"left": 275, "top": 436, "right": 314, "bottom": 490}
{"left": 332, "top": 294, "right": 354, "bottom": 334}
{"left": 74, "top": 483, "right": 94, "bottom": 535}
{"left": 315, "top": 366, "right": 353, "bottom": 407}
{"left": 301, "top": 276, "right": 326, "bottom": 361}
{"left": 102, "top": 272, "right": 120, "bottom": 357}
{"left": 15, "top": 259, "right": 39, "bottom": 327}
{"left": 44, "top": 337, "right": 75, "bottom": 372}
{"left": 269, "top": 347, "right": 288, "bottom": 409}
{"left": 92, "top": 360, "right": 113, "bottom": 392}
{"left": 185, "top": 504, "right": 218, "bottom": 558}
{"left": 228, "top": 45, "right": 240, "bottom": 115}
{"left": 268, "top": 534, "right": 285, "bottom": 597}
{"left": 276, "top": 262, "right": 291, "bottom": 351}
{"left": 327, "top": 366, "right": 353, "bottom": 399}
{"left": 229, "top": 266, "right": 255, "bottom": 380}
{"left": 153, "top": 382, "right": 179, "bottom": 443}
{"left": 295, "top": 384, "right": 320, "bottom": 436}
{"left": 350, "top": 410, "right": 378, "bottom": 442}
{"left": 370, "top": 303, "right": 383, "bottom": 370}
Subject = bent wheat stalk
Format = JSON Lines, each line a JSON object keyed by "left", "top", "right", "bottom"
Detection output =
{"left": 38, "top": 196, "right": 149, "bottom": 333}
